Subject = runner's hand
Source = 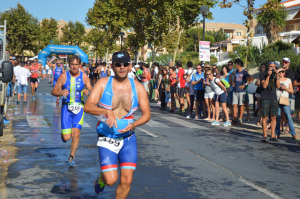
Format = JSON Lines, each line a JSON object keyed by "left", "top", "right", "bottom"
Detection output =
{"left": 61, "top": 89, "right": 69, "bottom": 97}
{"left": 106, "top": 110, "right": 118, "bottom": 128}
{"left": 83, "top": 89, "right": 89, "bottom": 96}
{"left": 118, "top": 123, "right": 134, "bottom": 133}
{"left": 239, "top": 85, "right": 245, "bottom": 90}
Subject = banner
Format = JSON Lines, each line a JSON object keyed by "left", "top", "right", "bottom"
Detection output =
{"left": 199, "top": 41, "right": 210, "bottom": 62}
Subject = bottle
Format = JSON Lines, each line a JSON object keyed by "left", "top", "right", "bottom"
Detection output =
{"left": 96, "top": 114, "right": 108, "bottom": 123}
{"left": 59, "top": 183, "right": 71, "bottom": 190}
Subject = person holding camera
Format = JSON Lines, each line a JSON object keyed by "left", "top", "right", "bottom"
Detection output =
{"left": 275, "top": 67, "right": 297, "bottom": 140}
{"left": 260, "top": 62, "right": 281, "bottom": 142}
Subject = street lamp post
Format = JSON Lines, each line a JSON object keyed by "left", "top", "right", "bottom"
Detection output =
{"left": 119, "top": 32, "right": 125, "bottom": 51}
{"left": 199, "top": 5, "right": 210, "bottom": 67}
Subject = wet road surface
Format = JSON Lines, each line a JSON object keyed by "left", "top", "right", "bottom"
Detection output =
{"left": 0, "top": 78, "right": 300, "bottom": 199}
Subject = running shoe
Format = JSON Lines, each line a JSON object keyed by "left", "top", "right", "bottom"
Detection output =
{"left": 94, "top": 174, "right": 105, "bottom": 194}
{"left": 223, "top": 121, "right": 231, "bottom": 127}
{"left": 292, "top": 111, "right": 298, "bottom": 117}
{"left": 237, "top": 118, "right": 242, "bottom": 124}
{"left": 186, "top": 115, "right": 191, "bottom": 119}
{"left": 211, "top": 121, "right": 220, "bottom": 125}
{"left": 169, "top": 109, "right": 175, "bottom": 113}
{"left": 17, "top": 101, "right": 20, "bottom": 104}
{"left": 32, "top": 96, "right": 35, "bottom": 100}
{"left": 262, "top": 137, "right": 269, "bottom": 142}
{"left": 24, "top": 101, "right": 27, "bottom": 105}
{"left": 269, "top": 137, "right": 278, "bottom": 142}
{"left": 232, "top": 118, "right": 237, "bottom": 125}
{"left": 176, "top": 110, "right": 182, "bottom": 114}
{"left": 4, "top": 118, "right": 10, "bottom": 124}
{"left": 194, "top": 115, "right": 199, "bottom": 120}
{"left": 68, "top": 157, "right": 76, "bottom": 167}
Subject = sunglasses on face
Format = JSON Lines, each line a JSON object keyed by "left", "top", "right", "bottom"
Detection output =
{"left": 213, "top": 68, "right": 217, "bottom": 70}
{"left": 282, "top": 61, "right": 289, "bottom": 64}
{"left": 114, "top": 63, "right": 130, "bottom": 67}
{"left": 278, "top": 70, "right": 285, "bottom": 73}
{"left": 206, "top": 73, "right": 212, "bottom": 76}
{"left": 228, "top": 64, "right": 233, "bottom": 66}
{"left": 196, "top": 68, "right": 201, "bottom": 69}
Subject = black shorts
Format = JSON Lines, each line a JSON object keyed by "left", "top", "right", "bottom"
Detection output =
{"left": 178, "top": 87, "right": 185, "bottom": 98}
{"left": 195, "top": 90, "right": 205, "bottom": 101}
{"left": 93, "top": 73, "right": 98, "bottom": 78}
{"left": 185, "top": 87, "right": 190, "bottom": 93}
{"left": 30, "top": 78, "right": 38, "bottom": 84}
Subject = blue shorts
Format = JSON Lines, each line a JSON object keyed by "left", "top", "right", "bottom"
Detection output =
{"left": 17, "top": 85, "right": 28, "bottom": 94}
{"left": 53, "top": 80, "right": 57, "bottom": 87}
{"left": 98, "top": 133, "right": 137, "bottom": 173}
{"left": 227, "top": 90, "right": 233, "bottom": 104}
{"left": 214, "top": 92, "right": 227, "bottom": 104}
{"left": 61, "top": 104, "right": 84, "bottom": 134}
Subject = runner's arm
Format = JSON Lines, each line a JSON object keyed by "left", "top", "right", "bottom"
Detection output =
{"left": 293, "top": 80, "right": 300, "bottom": 87}
{"left": 83, "top": 73, "right": 93, "bottom": 92}
{"left": 118, "top": 82, "right": 151, "bottom": 133}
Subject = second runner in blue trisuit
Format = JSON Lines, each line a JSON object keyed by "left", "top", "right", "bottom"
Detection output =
{"left": 51, "top": 55, "right": 93, "bottom": 167}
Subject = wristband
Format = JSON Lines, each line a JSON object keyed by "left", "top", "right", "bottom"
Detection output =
{"left": 245, "top": 83, "right": 248, "bottom": 86}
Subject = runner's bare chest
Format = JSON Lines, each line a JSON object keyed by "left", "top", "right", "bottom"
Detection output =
{"left": 111, "top": 83, "right": 132, "bottom": 115}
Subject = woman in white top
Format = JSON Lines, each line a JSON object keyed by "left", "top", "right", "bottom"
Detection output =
{"left": 275, "top": 67, "right": 297, "bottom": 140}
{"left": 205, "top": 69, "right": 231, "bottom": 127}
{"left": 203, "top": 66, "right": 215, "bottom": 121}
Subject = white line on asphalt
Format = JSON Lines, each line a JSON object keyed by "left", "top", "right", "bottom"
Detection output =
{"left": 27, "top": 115, "right": 49, "bottom": 128}
{"left": 82, "top": 121, "right": 90, "bottom": 127}
{"left": 146, "top": 120, "right": 170, "bottom": 128}
{"left": 137, "top": 128, "right": 157, "bottom": 137}
{"left": 186, "top": 150, "right": 283, "bottom": 199}
{"left": 238, "top": 179, "right": 283, "bottom": 199}
{"left": 160, "top": 116, "right": 208, "bottom": 129}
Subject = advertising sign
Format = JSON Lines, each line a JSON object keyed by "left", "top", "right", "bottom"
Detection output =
{"left": 199, "top": 41, "right": 210, "bottom": 62}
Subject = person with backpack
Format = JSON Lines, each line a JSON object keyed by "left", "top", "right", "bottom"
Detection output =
{"left": 220, "top": 65, "right": 233, "bottom": 122}
{"left": 232, "top": 59, "right": 253, "bottom": 124}
{"left": 205, "top": 69, "right": 231, "bottom": 127}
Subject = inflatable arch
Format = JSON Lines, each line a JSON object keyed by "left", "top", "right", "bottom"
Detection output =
{"left": 38, "top": 45, "right": 88, "bottom": 66}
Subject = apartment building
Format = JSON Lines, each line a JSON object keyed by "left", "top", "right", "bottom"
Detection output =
{"left": 253, "top": 0, "right": 300, "bottom": 48}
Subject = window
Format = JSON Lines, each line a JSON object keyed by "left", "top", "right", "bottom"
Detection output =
{"left": 148, "top": 42, "right": 152, "bottom": 48}
{"left": 157, "top": 53, "right": 161, "bottom": 57}
{"left": 225, "top": 33, "right": 230, "bottom": 39}
{"left": 147, "top": 52, "right": 152, "bottom": 58}
{"left": 236, "top": 32, "right": 241, "bottom": 36}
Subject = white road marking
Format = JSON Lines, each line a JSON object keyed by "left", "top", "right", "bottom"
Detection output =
{"left": 82, "top": 121, "right": 90, "bottom": 127}
{"left": 27, "top": 115, "right": 49, "bottom": 128}
{"left": 160, "top": 116, "right": 208, "bottom": 129}
{"left": 137, "top": 128, "right": 157, "bottom": 137}
{"left": 146, "top": 120, "right": 170, "bottom": 128}
{"left": 238, "top": 179, "right": 283, "bottom": 199}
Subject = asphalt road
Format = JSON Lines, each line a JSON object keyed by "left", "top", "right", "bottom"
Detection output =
{"left": 0, "top": 77, "right": 299, "bottom": 199}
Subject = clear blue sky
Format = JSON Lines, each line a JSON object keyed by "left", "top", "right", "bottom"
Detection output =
{"left": 1, "top": 0, "right": 267, "bottom": 27}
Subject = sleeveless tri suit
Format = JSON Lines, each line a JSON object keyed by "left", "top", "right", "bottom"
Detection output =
{"left": 61, "top": 71, "right": 85, "bottom": 135}
{"left": 96, "top": 77, "right": 138, "bottom": 172}
{"left": 30, "top": 64, "right": 39, "bottom": 84}
{"left": 53, "top": 66, "right": 63, "bottom": 87}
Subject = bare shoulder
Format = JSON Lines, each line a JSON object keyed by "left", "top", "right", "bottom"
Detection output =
{"left": 134, "top": 81, "right": 147, "bottom": 95}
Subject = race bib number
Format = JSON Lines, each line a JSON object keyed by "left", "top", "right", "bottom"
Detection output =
{"left": 68, "top": 104, "right": 82, "bottom": 114}
{"left": 97, "top": 137, "right": 124, "bottom": 154}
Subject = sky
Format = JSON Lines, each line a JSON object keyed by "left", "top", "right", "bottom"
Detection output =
{"left": 1, "top": 0, "right": 267, "bottom": 27}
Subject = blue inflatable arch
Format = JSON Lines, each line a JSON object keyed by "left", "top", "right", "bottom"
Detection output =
{"left": 38, "top": 45, "right": 88, "bottom": 66}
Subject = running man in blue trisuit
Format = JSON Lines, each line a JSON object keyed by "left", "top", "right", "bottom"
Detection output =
{"left": 51, "top": 55, "right": 93, "bottom": 167}
{"left": 84, "top": 51, "right": 150, "bottom": 197}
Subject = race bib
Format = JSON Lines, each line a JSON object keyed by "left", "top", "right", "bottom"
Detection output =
{"left": 97, "top": 137, "right": 124, "bottom": 154}
{"left": 68, "top": 103, "right": 82, "bottom": 114}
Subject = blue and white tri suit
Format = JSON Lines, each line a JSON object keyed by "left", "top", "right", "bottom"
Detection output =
{"left": 96, "top": 76, "right": 138, "bottom": 172}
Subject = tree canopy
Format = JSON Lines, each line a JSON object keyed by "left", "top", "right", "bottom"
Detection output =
{"left": 40, "top": 18, "right": 58, "bottom": 49}
{"left": 61, "top": 21, "right": 85, "bottom": 46}
{"left": 0, "top": 3, "right": 40, "bottom": 56}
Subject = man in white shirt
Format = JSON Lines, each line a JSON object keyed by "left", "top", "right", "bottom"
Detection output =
{"left": 13, "top": 61, "right": 22, "bottom": 95}
{"left": 15, "top": 61, "right": 31, "bottom": 104}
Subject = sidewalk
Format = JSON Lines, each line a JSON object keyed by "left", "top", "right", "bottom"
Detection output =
{"left": 151, "top": 93, "right": 300, "bottom": 139}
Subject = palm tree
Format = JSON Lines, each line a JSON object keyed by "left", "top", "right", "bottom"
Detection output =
{"left": 257, "top": 0, "right": 287, "bottom": 45}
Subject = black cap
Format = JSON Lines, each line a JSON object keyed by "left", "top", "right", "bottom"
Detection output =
{"left": 112, "top": 51, "right": 131, "bottom": 63}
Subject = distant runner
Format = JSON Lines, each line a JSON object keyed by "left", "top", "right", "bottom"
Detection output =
{"left": 84, "top": 51, "right": 150, "bottom": 197}
{"left": 47, "top": 57, "right": 65, "bottom": 104}
{"left": 30, "top": 58, "right": 42, "bottom": 100}
{"left": 51, "top": 55, "right": 93, "bottom": 167}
